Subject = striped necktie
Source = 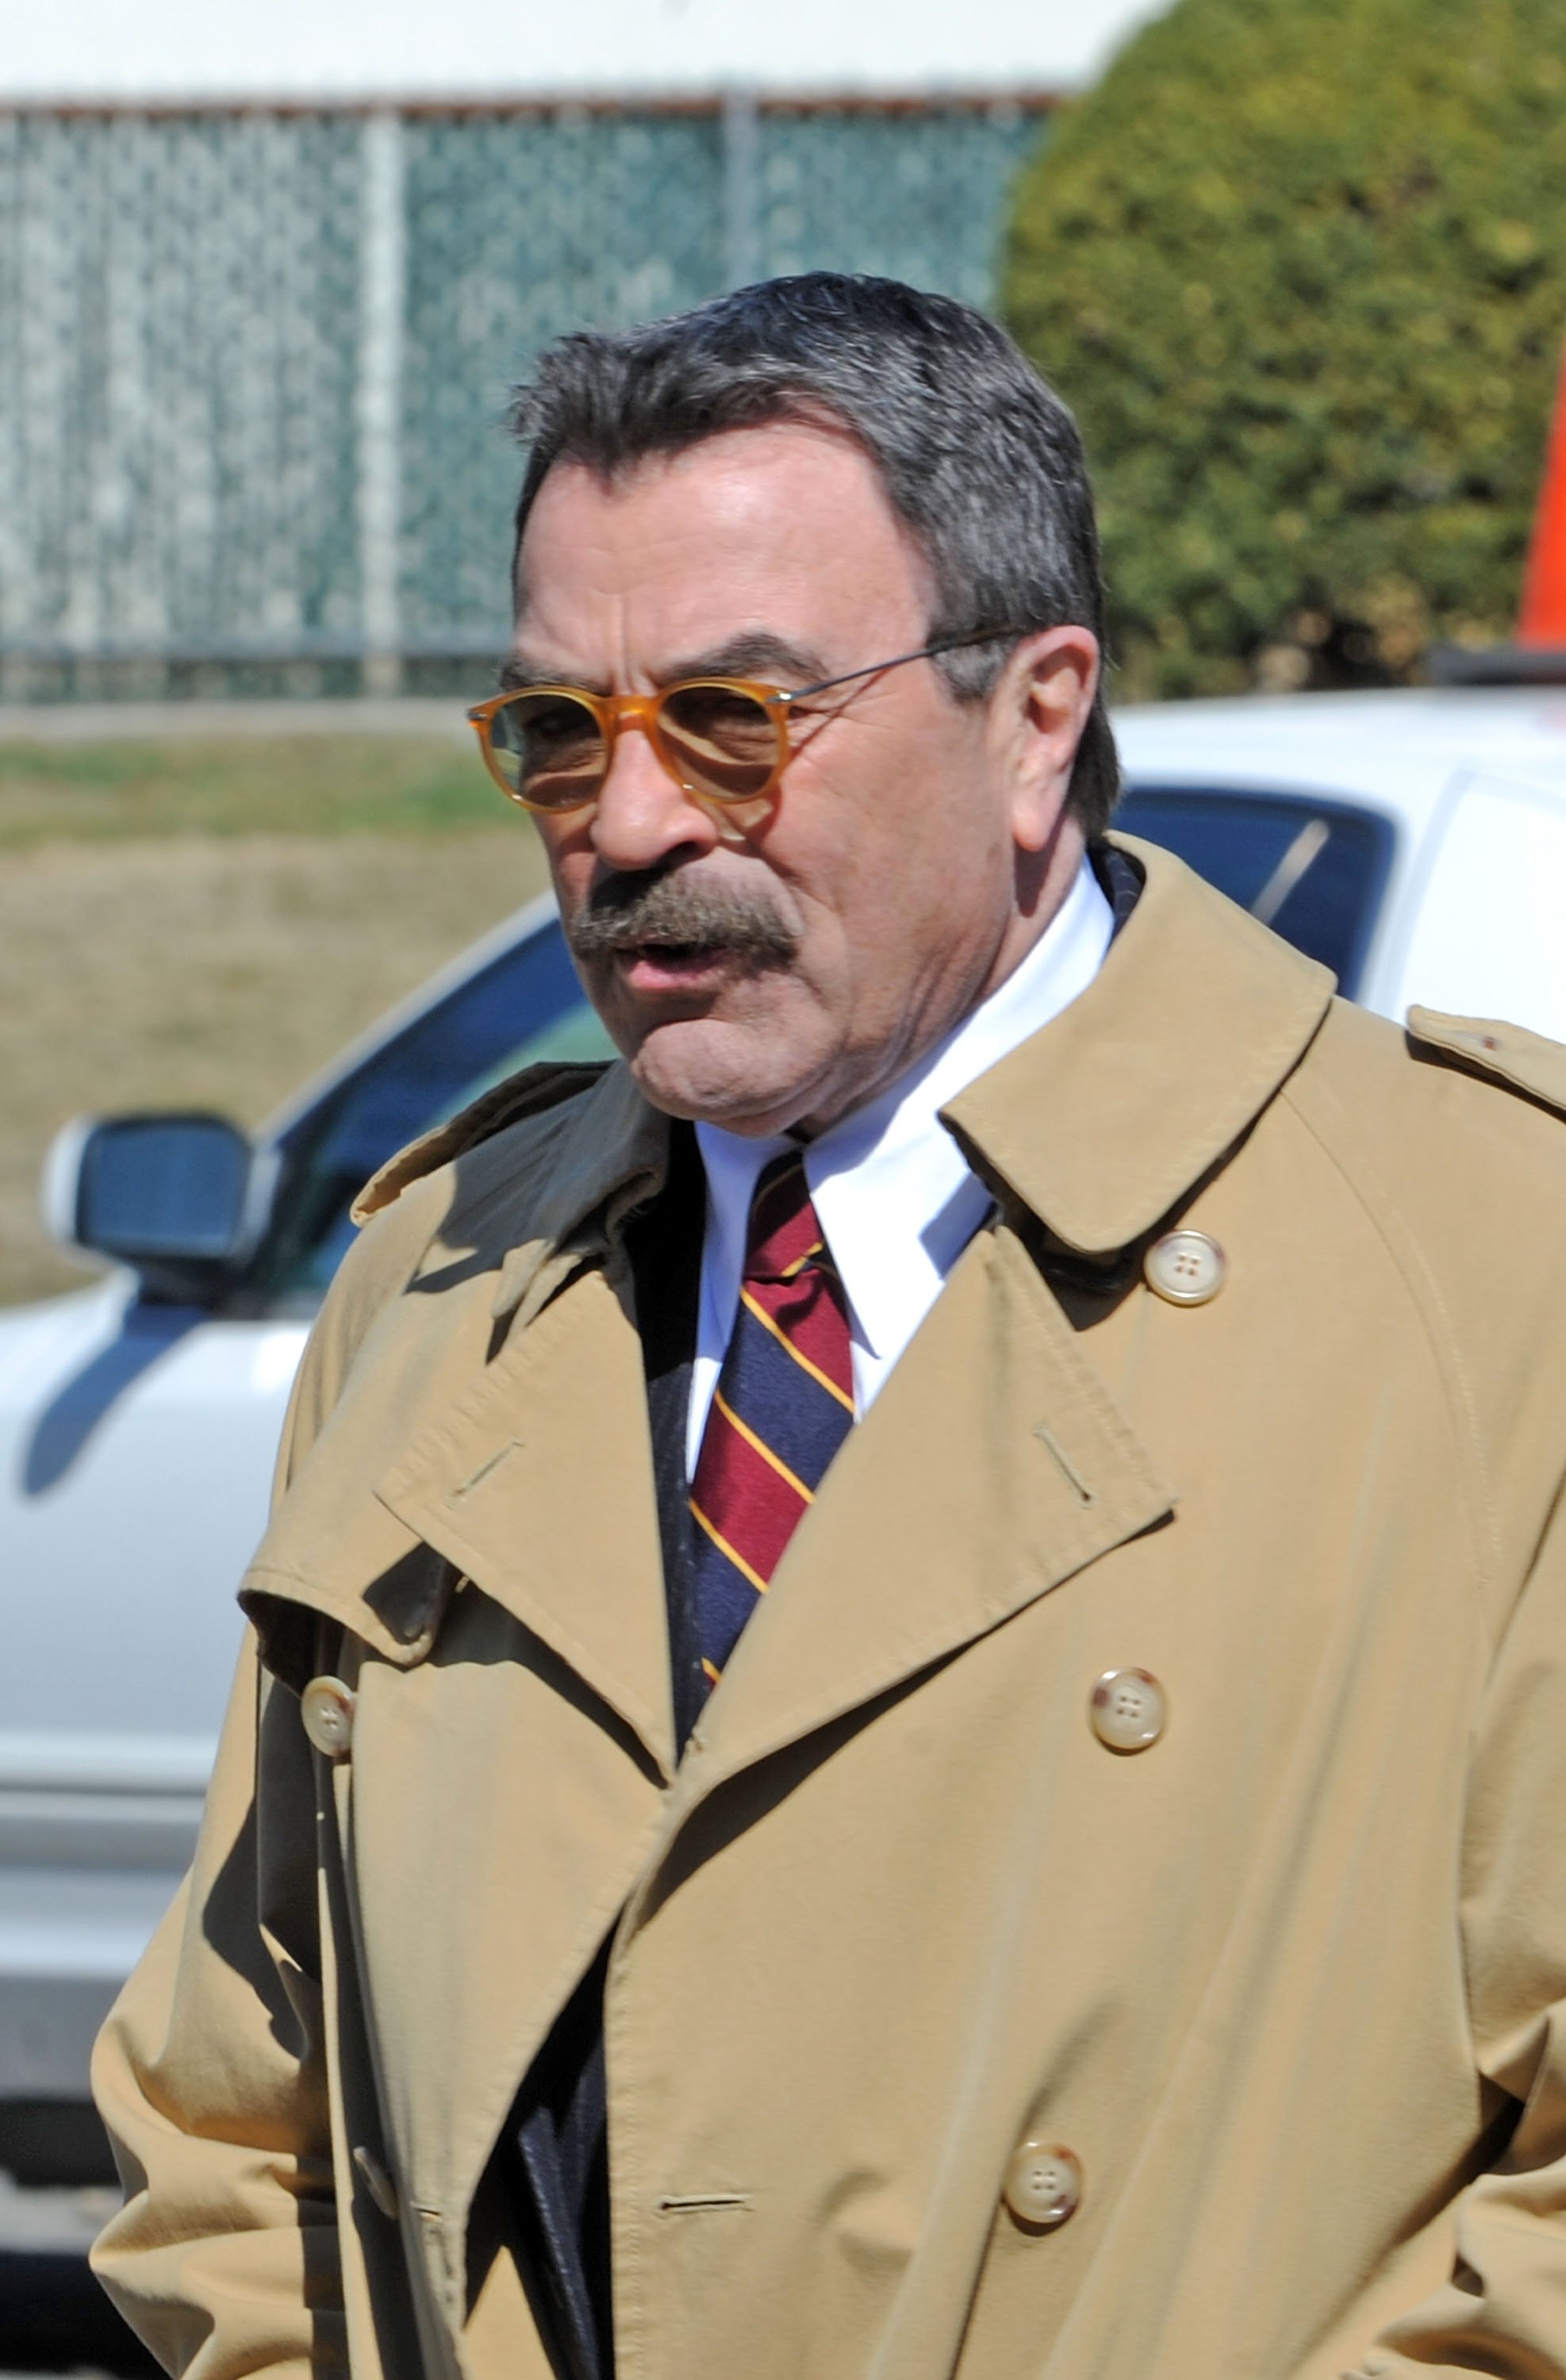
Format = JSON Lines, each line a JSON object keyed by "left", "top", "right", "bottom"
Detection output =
{"left": 688, "top": 1151, "right": 855, "bottom": 1688}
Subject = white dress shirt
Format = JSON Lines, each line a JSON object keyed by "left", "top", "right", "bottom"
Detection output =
{"left": 687, "top": 857, "right": 1113, "bottom": 1472}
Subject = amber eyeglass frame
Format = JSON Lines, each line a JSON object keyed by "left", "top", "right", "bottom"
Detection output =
{"left": 466, "top": 626, "right": 1024, "bottom": 816}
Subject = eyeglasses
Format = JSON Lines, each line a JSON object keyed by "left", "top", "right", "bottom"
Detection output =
{"left": 466, "top": 627, "right": 1021, "bottom": 815}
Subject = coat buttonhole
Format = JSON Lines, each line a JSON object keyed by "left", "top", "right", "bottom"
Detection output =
{"left": 1033, "top": 1420, "right": 1096, "bottom": 1504}
{"left": 657, "top": 2192, "right": 751, "bottom": 2215}
{"left": 447, "top": 1439, "right": 523, "bottom": 1504}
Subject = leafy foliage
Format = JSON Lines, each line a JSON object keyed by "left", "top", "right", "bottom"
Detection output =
{"left": 1004, "top": 0, "right": 1566, "bottom": 697}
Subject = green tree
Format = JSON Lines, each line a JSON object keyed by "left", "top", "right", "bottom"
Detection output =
{"left": 1004, "top": 0, "right": 1566, "bottom": 697}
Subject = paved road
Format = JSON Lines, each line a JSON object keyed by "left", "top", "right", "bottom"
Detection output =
{"left": 0, "top": 2179, "right": 153, "bottom": 2376}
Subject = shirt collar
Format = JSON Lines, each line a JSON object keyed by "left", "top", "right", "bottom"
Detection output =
{"left": 695, "top": 858, "right": 1114, "bottom": 1358}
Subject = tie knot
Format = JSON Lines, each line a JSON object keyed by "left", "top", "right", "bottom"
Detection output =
{"left": 745, "top": 1151, "right": 829, "bottom": 1285}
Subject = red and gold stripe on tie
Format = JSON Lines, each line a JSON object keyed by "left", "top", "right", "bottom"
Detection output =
{"left": 688, "top": 1151, "right": 855, "bottom": 1686}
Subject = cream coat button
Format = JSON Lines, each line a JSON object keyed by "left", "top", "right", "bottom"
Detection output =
{"left": 1090, "top": 1668, "right": 1167, "bottom": 1752}
{"left": 301, "top": 1676, "right": 355, "bottom": 1759}
{"left": 1003, "top": 2140, "right": 1082, "bottom": 2230}
{"left": 1144, "top": 1229, "right": 1226, "bottom": 1305}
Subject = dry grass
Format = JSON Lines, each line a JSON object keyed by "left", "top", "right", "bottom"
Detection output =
{"left": 0, "top": 732, "right": 501, "bottom": 844}
{"left": 0, "top": 786, "right": 551, "bottom": 1305}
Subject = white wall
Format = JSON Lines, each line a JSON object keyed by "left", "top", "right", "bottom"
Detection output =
{"left": 2, "top": 0, "right": 1174, "bottom": 102}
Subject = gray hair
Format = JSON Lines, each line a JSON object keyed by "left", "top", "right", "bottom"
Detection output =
{"left": 509, "top": 273, "right": 1119, "bottom": 836}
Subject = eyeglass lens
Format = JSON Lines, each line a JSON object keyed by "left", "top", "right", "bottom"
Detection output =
{"left": 490, "top": 685, "right": 784, "bottom": 810}
{"left": 488, "top": 693, "right": 603, "bottom": 809}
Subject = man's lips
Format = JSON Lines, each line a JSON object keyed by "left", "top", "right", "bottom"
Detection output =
{"left": 609, "top": 939, "right": 739, "bottom": 993}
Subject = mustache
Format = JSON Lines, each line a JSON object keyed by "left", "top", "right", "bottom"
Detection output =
{"left": 566, "top": 869, "right": 800, "bottom": 969}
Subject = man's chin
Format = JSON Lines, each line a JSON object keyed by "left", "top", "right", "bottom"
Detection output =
{"left": 621, "top": 1011, "right": 819, "bottom": 1137}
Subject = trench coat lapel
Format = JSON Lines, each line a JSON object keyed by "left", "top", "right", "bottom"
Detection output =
{"left": 248, "top": 1061, "right": 677, "bottom": 1773}
{"left": 244, "top": 839, "right": 1337, "bottom": 2241}
{"left": 243, "top": 1054, "right": 679, "bottom": 2225}
{"left": 356, "top": 837, "right": 1333, "bottom": 1814}
{"left": 674, "top": 1214, "right": 1176, "bottom": 1795}
{"left": 347, "top": 1299, "right": 676, "bottom": 2237}
{"left": 662, "top": 839, "right": 1336, "bottom": 1795}
{"left": 296, "top": 1071, "right": 681, "bottom": 2235}
{"left": 373, "top": 1258, "right": 677, "bottom": 1779}
{"left": 354, "top": 1116, "right": 1166, "bottom": 2218}
{"left": 355, "top": 1062, "right": 674, "bottom": 1776}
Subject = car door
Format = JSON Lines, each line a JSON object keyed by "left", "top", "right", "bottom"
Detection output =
{"left": 0, "top": 900, "right": 612, "bottom": 2143}
{"left": 1375, "top": 770, "right": 1566, "bottom": 1041}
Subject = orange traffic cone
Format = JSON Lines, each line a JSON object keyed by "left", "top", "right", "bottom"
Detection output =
{"left": 1518, "top": 344, "right": 1566, "bottom": 646}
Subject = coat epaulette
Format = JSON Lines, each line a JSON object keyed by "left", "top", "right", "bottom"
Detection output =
{"left": 1406, "top": 1006, "right": 1566, "bottom": 1123}
{"left": 351, "top": 1059, "right": 615, "bottom": 1223}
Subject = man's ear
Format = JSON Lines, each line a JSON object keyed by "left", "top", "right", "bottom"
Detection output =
{"left": 998, "top": 626, "right": 1101, "bottom": 855}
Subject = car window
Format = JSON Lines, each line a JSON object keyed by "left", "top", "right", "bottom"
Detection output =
{"left": 248, "top": 920, "right": 614, "bottom": 1308}
{"left": 1116, "top": 787, "right": 1395, "bottom": 998}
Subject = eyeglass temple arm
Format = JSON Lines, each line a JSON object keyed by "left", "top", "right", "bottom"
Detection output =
{"left": 781, "top": 625, "right": 1030, "bottom": 704}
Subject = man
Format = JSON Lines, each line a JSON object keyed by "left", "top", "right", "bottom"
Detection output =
{"left": 92, "top": 274, "right": 1566, "bottom": 2380}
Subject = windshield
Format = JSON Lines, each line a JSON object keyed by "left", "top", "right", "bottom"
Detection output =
{"left": 248, "top": 920, "right": 615, "bottom": 1307}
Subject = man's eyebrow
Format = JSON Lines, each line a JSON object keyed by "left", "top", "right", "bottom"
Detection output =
{"left": 662, "top": 632, "right": 831, "bottom": 686}
{"left": 496, "top": 631, "right": 830, "bottom": 697}
{"left": 497, "top": 653, "right": 610, "bottom": 696}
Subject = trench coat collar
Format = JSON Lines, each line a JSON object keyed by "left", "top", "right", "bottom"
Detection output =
{"left": 486, "top": 1058, "right": 671, "bottom": 1327}
{"left": 942, "top": 834, "right": 1336, "bottom": 1255}
{"left": 478, "top": 835, "right": 1338, "bottom": 1282}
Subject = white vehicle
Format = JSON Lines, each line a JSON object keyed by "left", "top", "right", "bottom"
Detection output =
{"left": 2, "top": 683, "right": 1564, "bottom": 2185}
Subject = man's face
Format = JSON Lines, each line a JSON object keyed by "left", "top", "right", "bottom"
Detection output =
{"left": 514, "top": 421, "right": 1092, "bottom": 1137}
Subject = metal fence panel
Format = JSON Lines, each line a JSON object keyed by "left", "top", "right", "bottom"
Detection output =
{"left": 0, "top": 111, "right": 364, "bottom": 687}
{"left": 0, "top": 99, "right": 1049, "bottom": 697}
{"left": 398, "top": 109, "right": 730, "bottom": 656}
{"left": 756, "top": 106, "right": 1042, "bottom": 296}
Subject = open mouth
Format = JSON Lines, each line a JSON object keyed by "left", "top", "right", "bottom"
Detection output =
{"left": 613, "top": 939, "right": 735, "bottom": 988}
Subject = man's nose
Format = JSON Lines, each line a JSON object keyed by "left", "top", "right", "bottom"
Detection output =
{"left": 589, "top": 716, "right": 720, "bottom": 873}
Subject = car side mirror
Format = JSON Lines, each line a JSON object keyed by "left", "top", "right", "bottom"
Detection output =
{"left": 40, "top": 1113, "right": 278, "bottom": 1303}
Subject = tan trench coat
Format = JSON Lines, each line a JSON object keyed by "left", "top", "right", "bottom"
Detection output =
{"left": 92, "top": 840, "right": 1566, "bottom": 2380}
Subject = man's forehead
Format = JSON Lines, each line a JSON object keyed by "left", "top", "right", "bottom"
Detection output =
{"left": 513, "top": 426, "right": 932, "bottom": 670}
{"left": 520, "top": 429, "right": 895, "bottom": 569}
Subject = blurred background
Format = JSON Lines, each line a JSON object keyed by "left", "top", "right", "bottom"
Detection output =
{"left": 0, "top": 0, "right": 1170, "bottom": 1315}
